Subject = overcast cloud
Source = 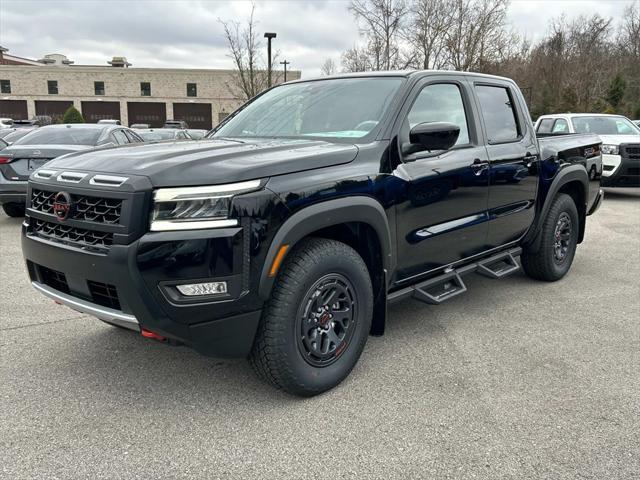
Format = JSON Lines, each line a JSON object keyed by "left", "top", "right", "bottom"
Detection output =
{"left": 0, "top": 0, "right": 634, "bottom": 77}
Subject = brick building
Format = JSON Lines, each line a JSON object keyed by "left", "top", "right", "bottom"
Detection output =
{"left": 0, "top": 48, "right": 300, "bottom": 128}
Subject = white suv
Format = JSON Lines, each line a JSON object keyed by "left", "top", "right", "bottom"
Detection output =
{"left": 535, "top": 113, "right": 640, "bottom": 187}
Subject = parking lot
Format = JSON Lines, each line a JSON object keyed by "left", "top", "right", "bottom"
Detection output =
{"left": 0, "top": 189, "right": 638, "bottom": 479}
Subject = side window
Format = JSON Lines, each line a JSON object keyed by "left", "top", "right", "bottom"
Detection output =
{"left": 537, "top": 118, "right": 554, "bottom": 133}
{"left": 112, "top": 130, "right": 129, "bottom": 145}
{"left": 406, "top": 83, "right": 470, "bottom": 146}
{"left": 475, "top": 85, "right": 519, "bottom": 143}
{"left": 552, "top": 119, "right": 568, "bottom": 133}
{"left": 124, "top": 129, "right": 141, "bottom": 143}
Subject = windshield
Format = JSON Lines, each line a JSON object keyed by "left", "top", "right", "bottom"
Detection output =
{"left": 212, "top": 77, "right": 404, "bottom": 141}
{"left": 2, "top": 129, "right": 33, "bottom": 143}
{"left": 571, "top": 116, "right": 640, "bottom": 135}
{"left": 138, "top": 130, "right": 178, "bottom": 141}
{"left": 13, "top": 127, "right": 101, "bottom": 146}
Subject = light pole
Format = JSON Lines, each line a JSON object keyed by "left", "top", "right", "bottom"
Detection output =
{"left": 264, "top": 32, "right": 277, "bottom": 88}
{"left": 280, "top": 60, "right": 290, "bottom": 82}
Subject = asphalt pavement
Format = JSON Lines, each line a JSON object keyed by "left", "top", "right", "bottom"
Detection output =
{"left": 1, "top": 189, "right": 639, "bottom": 479}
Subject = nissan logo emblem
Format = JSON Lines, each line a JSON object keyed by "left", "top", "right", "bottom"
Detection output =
{"left": 53, "top": 192, "right": 72, "bottom": 221}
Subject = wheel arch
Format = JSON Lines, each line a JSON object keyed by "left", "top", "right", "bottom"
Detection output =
{"left": 524, "top": 164, "right": 588, "bottom": 251}
{"left": 258, "top": 196, "right": 394, "bottom": 335}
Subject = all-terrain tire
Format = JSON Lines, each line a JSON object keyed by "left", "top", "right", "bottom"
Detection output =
{"left": 521, "top": 193, "right": 579, "bottom": 282}
{"left": 2, "top": 203, "right": 25, "bottom": 217}
{"left": 249, "top": 237, "right": 373, "bottom": 396}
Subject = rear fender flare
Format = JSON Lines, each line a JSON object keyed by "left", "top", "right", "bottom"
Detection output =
{"left": 258, "top": 196, "right": 393, "bottom": 300}
{"left": 524, "top": 164, "right": 588, "bottom": 251}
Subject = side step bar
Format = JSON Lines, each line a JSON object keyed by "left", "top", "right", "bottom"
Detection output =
{"left": 389, "top": 247, "right": 522, "bottom": 306}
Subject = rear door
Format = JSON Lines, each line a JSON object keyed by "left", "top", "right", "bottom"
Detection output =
{"left": 473, "top": 81, "right": 540, "bottom": 247}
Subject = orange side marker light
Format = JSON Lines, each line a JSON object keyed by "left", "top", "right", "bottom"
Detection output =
{"left": 269, "top": 244, "right": 290, "bottom": 277}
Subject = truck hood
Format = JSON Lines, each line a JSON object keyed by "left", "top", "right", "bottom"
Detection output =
{"left": 2, "top": 144, "right": 92, "bottom": 159}
{"left": 597, "top": 134, "right": 640, "bottom": 146}
{"left": 45, "top": 138, "right": 359, "bottom": 187}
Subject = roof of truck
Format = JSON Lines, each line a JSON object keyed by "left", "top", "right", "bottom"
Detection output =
{"left": 288, "top": 70, "right": 514, "bottom": 84}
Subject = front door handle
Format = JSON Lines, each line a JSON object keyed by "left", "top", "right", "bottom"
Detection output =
{"left": 470, "top": 158, "right": 489, "bottom": 176}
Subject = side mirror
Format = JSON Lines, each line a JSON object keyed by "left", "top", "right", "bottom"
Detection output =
{"left": 405, "top": 122, "right": 460, "bottom": 155}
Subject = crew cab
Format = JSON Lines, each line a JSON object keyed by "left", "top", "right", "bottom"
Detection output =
{"left": 536, "top": 113, "right": 640, "bottom": 187}
{"left": 21, "top": 72, "right": 603, "bottom": 396}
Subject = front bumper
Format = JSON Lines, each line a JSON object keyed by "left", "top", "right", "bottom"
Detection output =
{"left": 601, "top": 148, "right": 640, "bottom": 187}
{"left": 0, "top": 177, "right": 27, "bottom": 204}
{"left": 22, "top": 221, "right": 263, "bottom": 358}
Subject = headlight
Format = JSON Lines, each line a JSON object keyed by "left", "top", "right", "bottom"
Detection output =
{"left": 150, "top": 179, "right": 261, "bottom": 231}
{"left": 601, "top": 144, "right": 619, "bottom": 155}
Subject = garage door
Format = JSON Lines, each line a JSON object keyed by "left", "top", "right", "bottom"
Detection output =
{"left": 81, "top": 101, "right": 121, "bottom": 123}
{"left": 173, "top": 103, "right": 212, "bottom": 129}
{"left": 127, "top": 102, "right": 166, "bottom": 128}
{"left": 0, "top": 100, "right": 28, "bottom": 120}
{"left": 35, "top": 100, "right": 73, "bottom": 123}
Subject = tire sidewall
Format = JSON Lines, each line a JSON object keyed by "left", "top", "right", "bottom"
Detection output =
{"left": 546, "top": 195, "right": 579, "bottom": 279}
{"left": 276, "top": 246, "right": 372, "bottom": 394}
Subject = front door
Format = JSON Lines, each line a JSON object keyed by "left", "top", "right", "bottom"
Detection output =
{"left": 394, "top": 79, "right": 490, "bottom": 282}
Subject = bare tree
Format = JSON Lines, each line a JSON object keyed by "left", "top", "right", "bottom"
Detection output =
{"left": 348, "top": 0, "right": 409, "bottom": 70}
{"left": 404, "top": 0, "right": 450, "bottom": 69}
{"left": 320, "top": 58, "right": 338, "bottom": 76}
{"left": 445, "top": 0, "right": 512, "bottom": 71}
{"left": 618, "top": 1, "right": 640, "bottom": 61}
{"left": 219, "top": 4, "right": 279, "bottom": 101}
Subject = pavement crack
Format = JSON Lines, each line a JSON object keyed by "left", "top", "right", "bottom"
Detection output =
{"left": 1, "top": 315, "right": 86, "bottom": 331}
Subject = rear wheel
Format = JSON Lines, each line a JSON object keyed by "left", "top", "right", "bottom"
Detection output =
{"left": 522, "top": 193, "right": 579, "bottom": 281}
{"left": 249, "top": 238, "right": 373, "bottom": 396}
{"left": 2, "top": 203, "right": 25, "bottom": 217}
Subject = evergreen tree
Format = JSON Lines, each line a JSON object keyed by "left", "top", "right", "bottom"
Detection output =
{"left": 606, "top": 73, "right": 626, "bottom": 110}
{"left": 62, "top": 106, "right": 84, "bottom": 124}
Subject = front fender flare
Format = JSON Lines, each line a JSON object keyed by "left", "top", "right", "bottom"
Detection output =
{"left": 258, "top": 196, "right": 393, "bottom": 300}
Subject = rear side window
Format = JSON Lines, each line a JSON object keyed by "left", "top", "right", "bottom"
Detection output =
{"left": 476, "top": 85, "right": 519, "bottom": 143}
{"left": 537, "top": 118, "right": 554, "bottom": 133}
{"left": 407, "top": 83, "right": 470, "bottom": 146}
{"left": 112, "top": 130, "right": 129, "bottom": 145}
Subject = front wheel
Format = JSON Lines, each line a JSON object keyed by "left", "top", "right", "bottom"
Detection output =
{"left": 249, "top": 238, "right": 373, "bottom": 396}
{"left": 521, "top": 193, "right": 579, "bottom": 281}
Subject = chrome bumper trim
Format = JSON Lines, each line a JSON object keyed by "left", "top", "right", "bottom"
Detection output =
{"left": 32, "top": 281, "right": 140, "bottom": 331}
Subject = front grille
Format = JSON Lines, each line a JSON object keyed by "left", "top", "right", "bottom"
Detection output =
{"left": 31, "top": 189, "right": 123, "bottom": 224}
{"left": 88, "top": 280, "right": 121, "bottom": 310}
{"left": 623, "top": 145, "right": 640, "bottom": 159}
{"left": 39, "top": 266, "right": 70, "bottom": 294}
{"left": 33, "top": 219, "right": 113, "bottom": 250}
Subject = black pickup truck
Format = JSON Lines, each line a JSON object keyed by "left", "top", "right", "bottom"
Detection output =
{"left": 21, "top": 72, "right": 603, "bottom": 396}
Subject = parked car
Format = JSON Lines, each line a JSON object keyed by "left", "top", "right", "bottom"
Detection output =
{"left": 0, "top": 123, "right": 143, "bottom": 217}
{"left": 13, "top": 119, "right": 41, "bottom": 128}
{"left": 0, "top": 128, "right": 38, "bottom": 145}
{"left": 186, "top": 129, "right": 208, "bottom": 139}
{"left": 97, "top": 119, "right": 121, "bottom": 125}
{"left": 130, "top": 123, "right": 150, "bottom": 129}
{"left": 536, "top": 113, "right": 639, "bottom": 187}
{"left": 136, "top": 128, "right": 191, "bottom": 142}
{"left": 21, "top": 72, "right": 602, "bottom": 395}
{"left": 0, "top": 118, "right": 14, "bottom": 129}
{"left": 164, "top": 120, "right": 189, "bottom": 129}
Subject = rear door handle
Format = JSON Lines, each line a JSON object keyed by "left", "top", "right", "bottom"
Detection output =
{"left": 470, "top": 158, "right": 489, "bottom": 176}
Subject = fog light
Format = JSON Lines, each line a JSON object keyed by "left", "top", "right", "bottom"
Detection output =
{"left": 176, "top": 281, "right": 228, "bottom": 296}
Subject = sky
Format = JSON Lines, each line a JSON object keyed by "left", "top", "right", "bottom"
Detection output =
{"left": 0, "top": 0, "right": 635, "bottom": 77}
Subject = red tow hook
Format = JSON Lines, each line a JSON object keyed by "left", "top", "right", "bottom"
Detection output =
{"left": 141, "top": 328, "right": 167, "bottom": 342}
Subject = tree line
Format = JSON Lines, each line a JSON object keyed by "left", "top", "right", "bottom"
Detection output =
{"left": 323, "top": 0, "right": 640, "bottom": 119}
